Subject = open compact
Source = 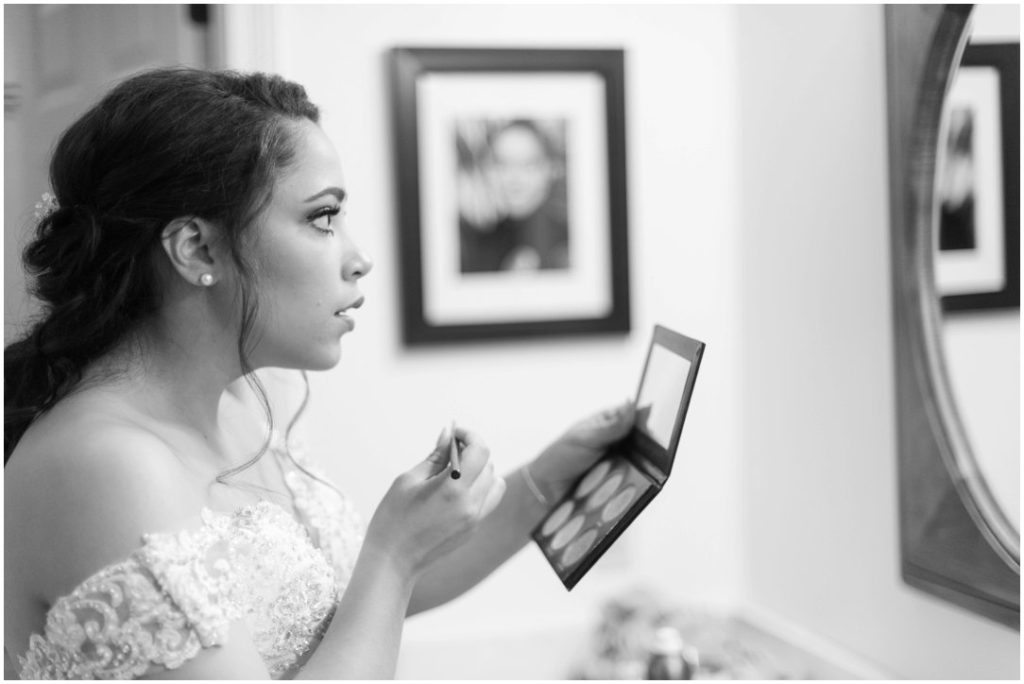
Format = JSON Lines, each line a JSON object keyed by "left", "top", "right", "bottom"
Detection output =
{"left": 532, "top": 325, "right": 705, "bottom": 590}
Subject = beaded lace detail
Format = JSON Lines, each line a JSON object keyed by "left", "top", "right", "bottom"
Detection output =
{"left": 276, "top": 429, "right": 364, "bottom": 583}
{"left": 17, "top": 436, "right": 365, "bottom": 680}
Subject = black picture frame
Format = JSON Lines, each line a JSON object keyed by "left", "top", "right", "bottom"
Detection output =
{"left": 937, "top": 42, "right": 1020, "bottom": 312}
{"left": 389, "top": 47, "right": 631, "bottom": 345}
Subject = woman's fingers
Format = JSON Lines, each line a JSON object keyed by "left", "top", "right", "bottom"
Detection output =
{"left": 435, "top": 424, "right": 453, "bottom": 449}
{"left": 452, "top": 425, "right": 486, "bottom": 450}
{"left": 600, "top": 400, "right": 635, "bottom": 437}
{"left": 573, "top": 400, "right": 636, "bottom": 442}
{"left": 417, "top": 423, "right": 502, "bottom": 518}
{"left": 408, "top": 425, "right": 454, "bottom": 480}
{"left": 451, "top": 426, "right": 489, "bottom": 483}
{"left": 445, "top": 425, "right": 503, "bottom": 516}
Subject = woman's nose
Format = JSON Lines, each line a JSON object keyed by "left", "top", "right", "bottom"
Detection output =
{"left": 342, "top": 241, "right": 373, "bottom": 281}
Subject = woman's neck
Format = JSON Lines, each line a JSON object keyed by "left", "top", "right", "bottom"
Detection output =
{"left": 78, "top": 315, "right": 245, "bottom": 446}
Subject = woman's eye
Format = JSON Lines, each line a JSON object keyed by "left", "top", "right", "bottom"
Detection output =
{"left": 309, "top": 206, "right": 341, "bottom": 234}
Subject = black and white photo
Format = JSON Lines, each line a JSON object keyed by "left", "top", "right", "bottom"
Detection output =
{"left": 391, "top": 48, "right": 631, "bottom": 344}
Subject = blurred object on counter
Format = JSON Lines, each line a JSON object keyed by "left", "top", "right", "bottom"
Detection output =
{"left": 646, "top": 626, "right": 698, "bottom": 679}
{"left": 570, "top": 585, "right": 810, "bottom": 679}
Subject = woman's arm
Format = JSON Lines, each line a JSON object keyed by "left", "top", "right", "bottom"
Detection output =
{"left": 298, "top": 427, "right": 504, "bottom": 678}
{"left": 406, "top": 466, "right": 544, "bottom": 615}
{"left": 8, "top": 415, "right": 504, "bottom": 680}
{"left": 294, "top": 541, "right": 415, "bottom": 679}
{"left": 407, "top": 401, "right": 634, "bottom": 615}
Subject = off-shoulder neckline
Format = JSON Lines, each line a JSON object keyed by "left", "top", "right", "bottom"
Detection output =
{"left": 197, "top": 498, "right": 301, "bottom": 529}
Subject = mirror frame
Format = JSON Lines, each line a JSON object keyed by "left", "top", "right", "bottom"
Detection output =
{"left": 885, "top": 4, "right": 1020, "bottom": 629}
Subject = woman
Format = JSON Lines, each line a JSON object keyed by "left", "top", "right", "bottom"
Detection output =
{"left": 458, "top": 118, "right": 569, "bottom": 273}
{"left": 3, "top": 67, "right": 633, "bottom": 679}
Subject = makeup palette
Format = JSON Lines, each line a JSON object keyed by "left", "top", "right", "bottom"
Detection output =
{"left": 532, "top": 325, "right": 705, "bottom": 590}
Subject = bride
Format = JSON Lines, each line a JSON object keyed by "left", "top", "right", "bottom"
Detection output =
{"left": 3, "top": 67, "right": 634, "bottom": 679}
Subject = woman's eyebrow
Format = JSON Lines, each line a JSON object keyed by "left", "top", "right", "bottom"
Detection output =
{"left": 304, "top": 187, "right": 346, "bottom": 203}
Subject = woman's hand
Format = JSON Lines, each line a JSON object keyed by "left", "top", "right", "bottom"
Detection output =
{"left": 527, "top": 401, "right": 635, "bottom": 504}
{"left": 363, "top": 426, "right": 506, "bottom": 581}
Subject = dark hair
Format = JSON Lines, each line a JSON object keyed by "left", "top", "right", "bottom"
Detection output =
{"left": 4, "top": 67, "right": 319, "bottom": 466}
{"left": 489, "top": 118, "right": 563, "bottom": 161}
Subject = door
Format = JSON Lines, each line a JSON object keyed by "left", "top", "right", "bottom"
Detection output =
{"left": 4, "top": 4, "right": 210, "bottom": 343}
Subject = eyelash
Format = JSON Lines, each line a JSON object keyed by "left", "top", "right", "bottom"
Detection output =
{"left": 308, "top": 205, "right": 342, "bottom": 234}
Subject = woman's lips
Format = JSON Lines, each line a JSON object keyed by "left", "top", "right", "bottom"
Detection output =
{"left": 334, "top": 312, "right": 355, "bottom": 332}
{"left": 333, "top": 296, "right": 363, "bottom": 331}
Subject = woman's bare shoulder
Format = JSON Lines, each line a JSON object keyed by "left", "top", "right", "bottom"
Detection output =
{"left": 5, "top": 397, "right": 203, "bottom": 606}
{"left": 8, "top": 394, "right": 190, "bottom": 495}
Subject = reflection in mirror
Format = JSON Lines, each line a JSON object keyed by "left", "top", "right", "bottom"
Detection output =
{"left": 933, "top": 4, "right": 1020, "bottom": 563}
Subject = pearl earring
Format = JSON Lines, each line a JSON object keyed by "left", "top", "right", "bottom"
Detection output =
{"left": 199, "top": 273, "right": 214, "bottom": 286}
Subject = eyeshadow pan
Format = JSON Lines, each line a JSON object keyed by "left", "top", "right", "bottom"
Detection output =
{"left": 587, "top": 471, "right": 624, "bottom": 510}
{"left": 561, "top": 528, "right": 598, "bottom": 568}
{"left": 551, "top": 514, "right": 585, "bottom": 550}
{"left": 601, "top": 485, "right": 637, "bottom": 523}
{"left": 541, "top": 500, "right": 574, "bottom": 537}
{"left": 575, "top": 460, "right": 611, "bottom": 498}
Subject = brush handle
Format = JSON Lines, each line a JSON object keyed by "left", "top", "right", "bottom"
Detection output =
{"left": 449, "top": 422, "right": 461, "bottom": 479}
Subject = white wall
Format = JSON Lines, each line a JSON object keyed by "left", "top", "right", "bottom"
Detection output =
{"left": 735, "top": 5, "right": 1019, "bottom": 680}
{"left": 251, "top": 3, "right": 744, "bottom": 678}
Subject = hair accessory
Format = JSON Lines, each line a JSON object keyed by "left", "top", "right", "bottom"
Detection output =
{"left": 522, "top": 462, "right": 552, "bottom": 507}
{"left": 199, "top": 273, "right": 214, "bottom": 286}
{"left": 34, "top": 192, "right": 59, "bottom": 222}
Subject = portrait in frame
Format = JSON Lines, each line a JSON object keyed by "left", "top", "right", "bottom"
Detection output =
{"left": 390, "top": 48, "right": 631, "bottom": 345}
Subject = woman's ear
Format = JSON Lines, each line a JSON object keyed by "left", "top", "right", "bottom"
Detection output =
{"left": 160, "top": 217, "right": 224, "bottom": 287}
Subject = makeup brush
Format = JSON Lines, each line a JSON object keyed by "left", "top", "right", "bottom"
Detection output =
{"left": 449, "top": 420, "right": 461, "bottom": 479}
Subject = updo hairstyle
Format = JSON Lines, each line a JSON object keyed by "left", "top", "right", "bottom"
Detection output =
{"left": 5, "top": 67, "right": 319, "bottom": 463}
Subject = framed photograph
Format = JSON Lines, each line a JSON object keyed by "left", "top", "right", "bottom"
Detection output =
{"left": 935, "top": 42, "right": 1019, "bottom": 312}
{"left": 390, "top": 48, "right": 630, "bottom": 344}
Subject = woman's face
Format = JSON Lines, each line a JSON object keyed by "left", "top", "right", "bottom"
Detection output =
{"left": 489, "top": 124, "right": 556, "bottom": 219}
{"left": 244, "top": 119, "right": 372, "bottom": 371}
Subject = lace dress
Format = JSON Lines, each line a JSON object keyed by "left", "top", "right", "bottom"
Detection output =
{"left": 16, "top": 431, "right": 365, "bottom": 680}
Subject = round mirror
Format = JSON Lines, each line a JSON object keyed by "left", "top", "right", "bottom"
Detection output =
{"left": 887, "top": 4, "right": 1019, "bottom": 629}
{"left": 932, "top": 4, "right": 1020, "bottom": 564}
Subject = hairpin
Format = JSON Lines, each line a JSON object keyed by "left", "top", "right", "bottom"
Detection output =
{"left": 34, "top": 192, "right": 59, "bottom": 222}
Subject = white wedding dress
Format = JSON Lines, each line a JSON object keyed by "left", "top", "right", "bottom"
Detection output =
{"left": 16, "top": 431, "right": 365, "bottom": 679}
